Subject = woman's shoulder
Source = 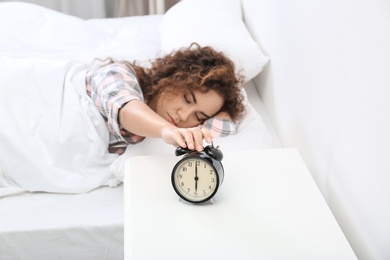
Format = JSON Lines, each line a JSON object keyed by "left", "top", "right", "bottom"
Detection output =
{"left": 88, "top": 59, "right": 135, "bottom": 76}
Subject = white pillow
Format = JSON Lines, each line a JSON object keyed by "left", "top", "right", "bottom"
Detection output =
{"left": 160, "top": 0, "right": 269, "bottom": 82}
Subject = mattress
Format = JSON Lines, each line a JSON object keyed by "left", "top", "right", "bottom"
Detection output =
{"left": 0, "top": 186, "right": 124, "bottom": 259}
{"left": 0, "top": 2, "right": 280, "bottom": 259}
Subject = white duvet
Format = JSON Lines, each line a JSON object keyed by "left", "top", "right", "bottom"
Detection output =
{"left": 0, "top": 57, "right": 122, "bottom": 196}
{"left": 0, "top": 2, "right": 161, "bottom": 197}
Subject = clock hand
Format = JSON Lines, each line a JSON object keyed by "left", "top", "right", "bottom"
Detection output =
{"left": 194, "top": 162, "right": 198, "bottom": 192}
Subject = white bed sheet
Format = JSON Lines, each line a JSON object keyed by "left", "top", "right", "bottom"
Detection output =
{"left": 0, "top": 186, "right": 124, "bottom": 259}
{"left": 0, "top": 2, "right": 280, "bottom": 259}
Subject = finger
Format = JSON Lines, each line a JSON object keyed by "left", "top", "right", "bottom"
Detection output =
{"left": 201, "top": 128, "right": 213, "bottom": 144}
{"left": 181, "top": 129, "right": 194, "bottom": 150}
{"left": 173, "top": 130, "right": 187, "bottom": 148}
{"left": 191, "top": 127, "right": 204, "bottom": 151}
{"left": 161, "top": 125, "right": 186, "bottom": 148}
{"left": 177, "top": 134, "right": 187, "bottom": 148}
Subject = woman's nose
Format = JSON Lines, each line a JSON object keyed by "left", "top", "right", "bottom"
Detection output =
{"left": 178, "top": 108, "right": 192, "bottom": 123}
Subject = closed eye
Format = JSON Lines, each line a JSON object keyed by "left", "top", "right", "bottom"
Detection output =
{"left": 195, "top": 113, "right": 203, "bottom": 123}
{"left": 185, "top": 91, "right": 197, "bottom": 104}
{"left": 184, "top": 95, "right": 191, "bottom": 104}
{"left": 185, "top": 90, "right": 211, "bottom": 123}
{"left": 195, "top": 113, "right": 210, "bottom": 124}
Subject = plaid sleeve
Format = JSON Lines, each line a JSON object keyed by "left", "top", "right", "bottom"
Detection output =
{"left": 86, "top": 62, "right": 144, "bottom": 139}
{"left": 201, "top": 117, "right": 237, "bottom": 137}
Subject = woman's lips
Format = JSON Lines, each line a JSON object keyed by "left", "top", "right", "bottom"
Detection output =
{"left": 167, "top": 114, "right": 177, "bottom": 126}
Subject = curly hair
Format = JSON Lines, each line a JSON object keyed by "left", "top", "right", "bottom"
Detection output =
{"left": 127, "top": 43, "right": 245, "bottom": 122}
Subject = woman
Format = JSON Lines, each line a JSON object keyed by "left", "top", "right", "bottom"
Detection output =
{"left": 0, "top": 43, "right": 244, "bottom": 195}
{"left": 86, "top": 43, "right": 245, "bottom": 155}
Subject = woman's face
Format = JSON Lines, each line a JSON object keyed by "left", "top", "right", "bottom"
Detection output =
{"left": 149, "top": 89, "right": 224, "bottom": 128}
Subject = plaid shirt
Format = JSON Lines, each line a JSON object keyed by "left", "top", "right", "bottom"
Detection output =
{"left": 85, "top": 62, "right": 236, "bottom": 154}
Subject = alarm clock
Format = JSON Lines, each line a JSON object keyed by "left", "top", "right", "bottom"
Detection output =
{"left": 171, "top": 143, "right": 224, "bottom": 204}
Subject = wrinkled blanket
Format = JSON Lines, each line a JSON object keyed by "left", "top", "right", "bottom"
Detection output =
{"left": 0, "top": 57, "right": 122, "bottom": 197}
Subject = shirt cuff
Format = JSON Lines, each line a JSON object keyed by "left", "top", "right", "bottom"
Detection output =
{"left": 201, "top": 117, "right": 237, "bottom": 137}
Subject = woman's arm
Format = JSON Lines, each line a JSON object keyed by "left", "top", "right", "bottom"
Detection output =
{"left": 119, "top": 100, "right": 212, "bottom": 151}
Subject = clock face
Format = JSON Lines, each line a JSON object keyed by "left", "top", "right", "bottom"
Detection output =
{"left": 172, "top": 157, "right": 219, "bottom": 203}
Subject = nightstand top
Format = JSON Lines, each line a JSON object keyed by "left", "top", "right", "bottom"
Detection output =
{"left": 124, "top": 148, "right": 356, "bottom": 260}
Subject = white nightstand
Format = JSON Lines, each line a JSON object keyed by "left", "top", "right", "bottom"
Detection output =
{"left": 124, "top": 148, "right": 356, "bottom": 259}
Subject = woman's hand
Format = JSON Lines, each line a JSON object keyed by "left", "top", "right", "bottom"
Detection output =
{"left": 161, "top": 125, "right": 213, "bottom": 152}
{"left": 119, "top": 100, "right": 212, "bottom": 151}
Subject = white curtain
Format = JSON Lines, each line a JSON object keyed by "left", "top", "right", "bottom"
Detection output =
{"left": 111, "top": 0, "right": 179, "bottom": 17}
{"left": 0, "top": 0, "right": 107, "bottom": 19}
{"left": 111, "top": 0, "right": 149, "bottom": 17}
{"left": 0, "top": 0, "right": 179, "bottom": 18}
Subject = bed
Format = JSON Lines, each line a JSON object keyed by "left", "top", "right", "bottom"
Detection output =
{"left": 3, "top": 0, "right": 387, "bottom": 259}
{"left": 0, "top": 1, "right": 281, "bottom": 259}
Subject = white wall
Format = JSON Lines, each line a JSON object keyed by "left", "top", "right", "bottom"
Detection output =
{"left": 242, "top": 0, "right": 390, "bottom": 259}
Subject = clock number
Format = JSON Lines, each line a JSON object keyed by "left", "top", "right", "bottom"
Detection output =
{"left": 188, "top": 162, "right": 192, "bottom": 167}
{"left": 180, "top": 182, "right": 184, "bottom": 186}
{"left": 178, "top": 174, "right": 182, "bottom": 179}
{"left": 187, "top": 188, "right": 190, "bottom": 193}
{"left": 211, "top": 178, "right": 215, "bottom": 183}
{"left": 182, "top": 167, "right": 187, "bottom": 172}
